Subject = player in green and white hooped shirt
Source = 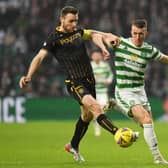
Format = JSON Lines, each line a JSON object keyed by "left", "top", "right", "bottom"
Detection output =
{"left": 91, "top": 50, "right": 113, "bottom": 136}
{"left": 104, "top": 19, "right": 168, "bottom": 164}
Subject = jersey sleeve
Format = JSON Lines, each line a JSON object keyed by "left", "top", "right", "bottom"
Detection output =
{"left": 151, "top": 46, "right": 163, "bottom": 61}
{"left": 81, "top": 29, "right": 91, "bottom": 40}
{"left": 42, "top": 33, "right": 55, "bottom": 54}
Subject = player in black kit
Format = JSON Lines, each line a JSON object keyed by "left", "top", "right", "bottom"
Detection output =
{"left": 19, "top": 6, "right": 137, "bottom": 163}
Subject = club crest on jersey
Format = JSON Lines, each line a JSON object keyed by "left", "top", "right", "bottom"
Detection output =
{"left": 130, "top": 54, "right": 138, "bottom": 61}
{"left": 77, "top": 87, "right": 84, "bottom": 94}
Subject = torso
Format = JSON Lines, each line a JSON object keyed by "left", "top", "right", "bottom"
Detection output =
{"left": 114, "top": 37, "right": 161, "bottom": 90}
{"left": 42, "top": 28, "right": 94, "bottom": 80}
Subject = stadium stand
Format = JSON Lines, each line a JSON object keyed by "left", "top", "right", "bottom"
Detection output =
{"left": 0, "top": 0, "right": 168, "bottom": 97}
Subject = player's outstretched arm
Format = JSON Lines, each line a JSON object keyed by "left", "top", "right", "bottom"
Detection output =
{"left": 90, "top": 33, "right": 110, "bottom": 60}
{"left": 102, "top": 33, "right": 120, "bottom": 48}
{"left": 19, "top": 49, "right": 48, "bottom": 88}
{"left": 90, "top": 30, "right": 120, "bottom": 47}
{"left": 159, "top": 54, "right": 168, "bottom": 64}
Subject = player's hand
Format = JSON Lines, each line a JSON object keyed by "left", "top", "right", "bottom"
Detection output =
{"left": 103, "top": 33, "right": 120, "bottom": 48}
{"left": 110, "top": 39, "right": 120, "bottom": 47}
{"left": 19, "top": 76, "right": 31, "bottom": 88}
{"left": 102, "top": 48, "right": 110, "bottom": 60}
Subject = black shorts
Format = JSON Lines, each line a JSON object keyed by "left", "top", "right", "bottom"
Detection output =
{"left": 66, "top": 76, "right": 96, "bottom": 105}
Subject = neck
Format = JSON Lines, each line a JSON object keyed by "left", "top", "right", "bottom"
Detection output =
{"left": 131, "top": 38, "right": 143, "bottom": 47}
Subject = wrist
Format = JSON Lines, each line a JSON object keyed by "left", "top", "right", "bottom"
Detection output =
{"left": 26, "top": 76, "right": 32, "bottom": 81}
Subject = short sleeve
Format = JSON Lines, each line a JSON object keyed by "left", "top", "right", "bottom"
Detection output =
{"left": 42, "top": 33, "right": 55, "bottom": 53}
{"left": 151, "top": 46, "right": 163, "bottom": 61}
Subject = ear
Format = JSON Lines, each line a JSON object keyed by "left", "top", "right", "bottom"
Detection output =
{"left": 130, "top": 25, "right": 133, "bottom": 35}
{"left": 145, "top": 31, "right": 149, "bottom": 37}
{"left": 60, "top": 17, "right": 64, "bottom": 23}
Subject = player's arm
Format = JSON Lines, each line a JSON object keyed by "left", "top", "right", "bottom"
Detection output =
{"left": 91, "top": 33, "right": 111, "bottom": 60}
{"left": 159, "top": 54, "right": 168, "bottom": 64}
{"left": 82, "top": 29, "right": 110, "bottom": 60}
{"left": 89, "top": 30, "right": 121, "bottom": 47}
{"left": 19, "top": 49, "right": 49, "bottom": 88}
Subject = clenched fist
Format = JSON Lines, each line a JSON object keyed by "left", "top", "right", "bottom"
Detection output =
{"left": 19, "top": 76, "right": 31, "bottom": 88}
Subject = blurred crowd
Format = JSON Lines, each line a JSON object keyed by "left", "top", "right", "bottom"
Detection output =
{"left": 0, "top": 0, "right": 168, "bottom": 98}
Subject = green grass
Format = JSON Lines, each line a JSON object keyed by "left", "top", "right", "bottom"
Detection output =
{"left": 0, "top": 121, "right": 168, "bottom": 168}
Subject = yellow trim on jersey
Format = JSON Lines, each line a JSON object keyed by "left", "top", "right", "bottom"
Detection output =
{"left": 65, "top": 80, "right": 71, "bottom": 83}
{"left": 56, "top": 26, "right": 77, "bottom": 32}
{"left": 56, "top": 26, "right": 62, "bottom": 32}
{"left": 82, "top": 29, "right": 91, "bottom": 40}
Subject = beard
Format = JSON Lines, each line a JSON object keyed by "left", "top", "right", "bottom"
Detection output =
{"left": 62, "top": 23, "right": 74, "bottom": 33}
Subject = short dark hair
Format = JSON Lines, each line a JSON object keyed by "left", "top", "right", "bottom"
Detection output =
{"left": 60, "top": 6, "right": 78, "bottom": 17}
{"left": 91, "top": 49, "right": 101, "bottom": 55}
{"left": 131, "top": 19, "right": 147, "bottom": 28}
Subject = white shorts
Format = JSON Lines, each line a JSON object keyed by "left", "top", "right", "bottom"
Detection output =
{"left": 96, "top": 92, "right": 109, "bottom": 107}
{"left": 115, "top": 86, "right": 151, "bottom": 117}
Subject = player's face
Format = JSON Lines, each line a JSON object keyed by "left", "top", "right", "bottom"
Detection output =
{"left": 60, "top": 13, "right": 78, "bottom": 33}
{"left": 91, "top": 52, "right": 102, "bottom": 63}
{"left": 131, "top": 25, "right": 148, "bottom": 47}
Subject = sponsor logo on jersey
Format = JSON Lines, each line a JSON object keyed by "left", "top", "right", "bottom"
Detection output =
{"left": 60, "top": 33, "right": 81, "bottom": 45}
{"left": 124, "top": 58, "right": 142, "bottom": 68}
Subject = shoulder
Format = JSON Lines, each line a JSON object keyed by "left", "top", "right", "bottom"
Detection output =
{"left": 142, "top": 41, "right": 153, "bottom": 50}
{"left": 45, "top": 29, "right": 60, "bottom": 42}
{"left": 119, "top": 37, "right": 131, "bottom": 46}
{"left": 120, "top": 37, "right": 128, "bottom": 43}
{"left": 76, "top": 27, "right": 91, "bottom": 40}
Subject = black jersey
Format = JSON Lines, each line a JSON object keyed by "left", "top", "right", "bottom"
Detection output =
{"left": 42, "top": 27, "right": 94, "bottom": 80}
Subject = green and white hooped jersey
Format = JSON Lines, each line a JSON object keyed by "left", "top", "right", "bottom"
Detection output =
{"left": 91, "top": 61, "right": 113, "bottom": 93}
{"left": 114, "top": 37, "right": 163, "bottom": 89}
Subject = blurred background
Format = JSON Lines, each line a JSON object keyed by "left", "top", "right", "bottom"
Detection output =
{"left": 0, "top": 0, "right": 168, "bottom": 122}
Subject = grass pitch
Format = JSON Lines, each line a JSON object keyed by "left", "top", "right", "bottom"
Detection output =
{"left": 0, "top": 121, "right": 168, "bottom": 168}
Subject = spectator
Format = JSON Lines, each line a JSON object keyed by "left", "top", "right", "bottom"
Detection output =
{"left": 158, "top": 95, "right": 168, "bottom": 121}
{"left": 0, "top": 0, "right": 168, "bottom": 97}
